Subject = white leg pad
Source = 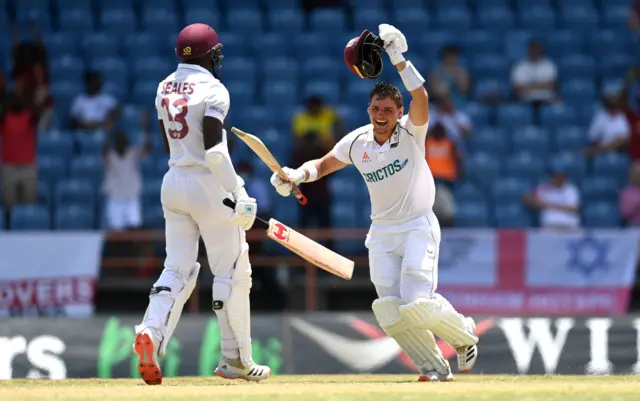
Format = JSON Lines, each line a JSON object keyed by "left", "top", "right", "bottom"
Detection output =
{"left": 212, "top": 244, "right": 253, "bottom": 367}
{"left": 372, "top": 296, "right": 450, "bottom": 376}
{"left": 399, "top": 294, "right": 478, "bottom": 349}
{"left": 136, "top": 263, "right": 200, "bottom": 357}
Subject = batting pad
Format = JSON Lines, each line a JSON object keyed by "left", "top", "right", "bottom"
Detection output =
{"left": 212, "top": 244, "right": 254, "bottom": 367}
{"left": 372, "top": 297, "right": 450, "bottom": 375}
{"left": 399, "top": 294, "right": 478, "bottom": 349}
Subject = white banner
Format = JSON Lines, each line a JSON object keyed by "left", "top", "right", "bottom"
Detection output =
{"left": 0, "top": 233, "right": 104, "bottom": 317}
{"left": 438, "top": 229, "right": 497, "bottom": 286}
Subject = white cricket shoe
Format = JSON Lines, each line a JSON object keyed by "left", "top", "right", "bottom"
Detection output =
{"left": 417, "top": 359, "right": 454, "bottom": 382}
{"left": 214, "top": 356, "right": 271, "bottom": 381}
{"left": 457, "top": 317, "right": 478, "bottom": 373}
{"left": 133, "top": 328, "right": 163, "bottom": 385}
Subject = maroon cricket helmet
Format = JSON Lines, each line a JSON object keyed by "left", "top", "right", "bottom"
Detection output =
{"left": 344, "top": 30, "right": 385, "bottom": 79}
{"left": 175, "top": 23, "right": 223, "bottom": 68}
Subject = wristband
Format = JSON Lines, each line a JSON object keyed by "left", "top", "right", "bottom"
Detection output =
{"left": 399, "top": 61, "right": 425, "bottom": 92}
{"left": 301, "top": 162, "right": 318, "bottom": 182}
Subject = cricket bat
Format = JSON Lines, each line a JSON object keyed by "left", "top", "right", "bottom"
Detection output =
{"left": 223, "top": 199, "right": 354, "bottom": 280}
{"left": 230, "top": 127, "right": 308, "bottom": 205}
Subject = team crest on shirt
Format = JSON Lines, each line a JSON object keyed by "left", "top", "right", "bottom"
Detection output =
{"left": 362, "top": 152, "right": 371, "bottom": 163}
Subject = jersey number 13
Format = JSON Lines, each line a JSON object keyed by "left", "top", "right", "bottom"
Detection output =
{"left": 161, "top": 97, "right": 189, "bottom": 139}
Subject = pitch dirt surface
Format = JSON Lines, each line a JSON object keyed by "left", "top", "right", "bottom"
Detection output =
{"left": 1, "top": 375, "right": 639, "bottom": 401}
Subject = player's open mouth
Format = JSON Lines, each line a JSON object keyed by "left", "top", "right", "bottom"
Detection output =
{"left": 374, "top": 120, "right": 388, "bottom": 127}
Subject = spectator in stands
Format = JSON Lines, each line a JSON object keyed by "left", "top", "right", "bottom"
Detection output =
{"left": 583, "top": 85, "right": 630, "bottom": 158}
{"left": 102, "top": 113, "right": 151, "bottom": 231}
{"left": 522, "top": 161, "right": 581, "bottom": 230}
{"left": 291, "top": 133, "right": 331, "bottom": 229}
{"left": 236, "top": 161, "right": 271, "bottom": 219}
{"left": 511, "top": 40, "right": 559, "bottom": 112}
{"left": 426, "top": 123, "right": 463, "bottom": 227}
{"left": 620, "top": 163, "right": 640, "bottom": 226}
{"left": 11, "top": 22, "right": 53, "bottom": 131}
{"left": 292, "top": 95, "right": 343, "bottom": 150}
{"left": 0, "top": 91, "right": 40, "bottom": 212}
{"left": 623, "top": 67, "right": 640, "bottom": 162}
{"left": 429, "top": 45, "right": 469, "bottom": 109}
{"left": 430, "top": 92, "right": 473, "bottom": 146}
{"left": 70, "top": 70, "right": 119, "bottom": 132}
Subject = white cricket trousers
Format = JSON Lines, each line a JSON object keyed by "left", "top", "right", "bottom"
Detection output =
{"left": 365, "top": 211, "right": 441, "bottom": 303}
{"left": 161, "top": 166, "right": 245, "bottom": 280}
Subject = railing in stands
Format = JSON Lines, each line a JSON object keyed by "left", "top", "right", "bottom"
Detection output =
{"left": 103, "top": 228, "right": 369, "bottom": 312}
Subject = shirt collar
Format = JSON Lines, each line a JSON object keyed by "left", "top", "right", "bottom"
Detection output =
{"left": 365, "top": 124, "right": 401, "bottom": 151}
{"left": 177, "top": 63, "right": 213, "bottom": 76}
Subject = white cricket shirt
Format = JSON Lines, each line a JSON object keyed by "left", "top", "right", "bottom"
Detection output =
{"left": 332, "top": 115, "right": 434, "bottom": 225}
{"left": 155, "top": 64, "right": 230, "bottom": 168}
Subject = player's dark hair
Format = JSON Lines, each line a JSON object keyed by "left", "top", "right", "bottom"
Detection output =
{"left": 369, "top": 81, "right": 403, "bottom": 108}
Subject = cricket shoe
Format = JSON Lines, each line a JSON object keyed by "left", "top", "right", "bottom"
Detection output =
{"left": 417, "top": 360, "right": 454, "bottom": 382}
{"left": 133, "top": 328, "right": 163, "bottom": 385}
{"left": 457, "top": 317, "right": 478, "bottom": 373}
{"left": 214, "top": 356, "right": 271, "bottom": 381}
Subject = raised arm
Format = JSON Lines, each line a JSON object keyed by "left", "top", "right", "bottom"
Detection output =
{"left": 378, "top": 24, "right": 429, "bottom": 127}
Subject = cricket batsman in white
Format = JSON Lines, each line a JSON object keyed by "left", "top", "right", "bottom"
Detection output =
{"left": 132, "top": 23, "right": 270, "bottom": 385}
{"left": 271, "top": 24, "right": 478, "bottom": 381}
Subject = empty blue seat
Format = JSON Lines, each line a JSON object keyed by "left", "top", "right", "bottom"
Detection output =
{"left": 464, "top": 152, "right": 500, "bottom": 189}
{"left": 217, "top": 33, "right": 248, "bottom": 59}
{"left": 250, "top": 33, "right": 291, "bottom": 59}
{"left": 546, "top": 31, "right": 586, "bottom": 59}
{"left": 133, "top": 57, "right": 172, "bottom": 82}
{"left": 583, "top": 202, "right": 620, "bottom": 228}
{"left": 55, "top": 204, "right": 95, "bottom": 230}
{"left": 304, "top": 81, "right": 341, "bottom": 105}
{"left": 494, "top": 203, "right": 533, "bottom": 228}
{"left": 464, "top": 103, "right": 491, "bottom": 127}
{"left": 331, "top": 202, "right": 358, "bottom": 228}
{"left": 220, "top": 57, "right": 256, "bottom": 84}
{"left": 50, "top": 56, "right": 84, "bottom": 83}
{"left": 141, "top": 0, "right": 175, "bottom": 11}
{"left": 468, "top": 128, "right": 508, "bottom": 155}
{"left": 505, "top": 30, "right": 532, "bottom": 60}
{"left": 473, "top": 80, "right": 509, "bottom": 100}
{"left": 16, "top": 9, "right": 52, "bottom": 31}
{"left": 38, "top": 155, "right": 68, "bottom": 184}
{"left": 346, "top": 80, "right": 374, "bottom": 102}
{"left": 125, "top": 32, "right": 161, "bottom": 58}
{"left": 433, "top": 0, "right": 469, "bottom": 10}
{"left": 349, "top": 0, "right": 385, "bottom": 7}
{"left": 37, "top": 181, "right": 52, "bottom": 209}
{"left": 436, "top": 8, "right": 472, "bottom": 31}
{"left": 101, "top": 9, "right": 136, "bottom": 32}
{"left": 589, "top": 30, "right": 631, "bottom": 56}
{"left": 515, "top": 0, "right": 551, "bottom": 8}
{"left": 55, "top": 179, "right": 95, "bottom": 206}
{"left": 559, "top": 55, "right": 596, "bottom": 79}
{"left": 184, "top": 9, "right": 220, "bottom": 29}
{"left": 227, "top": 9, "right": 263, "bottom": 33}
{"left": 455, "top": 202, "right": 490, "bottom": 227}
{"left": 142, "top": 179, "right": 163, "bottom": 205}
{"left": 419, "top": 31, "right": 455, "bottom": 60}
{"left": 266, "top": 0, "right": 297, "bottom": 9}
{"left": 97, "top": 0, "right": 133, "bottom": 9}
{"left": 512, "top": 126, "right": 549, "bottom": 157}
{"left": 263, "top": 57, "right": 298, "bottom": 82}
{"left": 506, "top": 152, "right": 545, "bottom": 181}
{"left": 267, "top": 9, "right": 303, "bottom": 34}
{"left": 598, "top": 53, "right": 633, "bottom": 78}
{"left": 143, "top": 204, "right": 165, "bottom": 229}
{"left": 302, "top": 57, "right": 341, "bottom": 82}
{"left": 491, "top": 177, "right": 532, "bottom": 203}
{"left": 464, "top": 31, "right": 503, "bottom": 55}
{"left": 16, "top": 0, "right": 49, "bottom": 12}
{"left": 224, "top": 0, "right": 258, "bottom": 9}
{"left": 392, "top": 9, "right": 430, "bottom": 36}
{"left": 453, "top": 182, "right": 485, "bottom": 203}
{"left": 294, "top": 33, "right": 331, "bottom": 60}
{"left": 497, "top": 104, "right": 533, "bottom": 127}
{"left": 581, "top": 177, "right": 618, "bottom": 203}
{"left": 55, "top": 0, "right": 91, "bottom": 11}
{"left": 225, "top": 81, "right": 255, "bottom": 106}
{"left": 476, "top": 8, "right": 514, "bottom": 32}
{"left": 141, "top": 9, "right": 179, "bottom": 32}
{"left": 329, "top": 177, "right": 359, "bottom": 202}
{"left": 592, "top": 153, "right": 629, "bottom": 179}
{"left": 561, "top": 80, "right": 597, "bottom": 105}
{"left": 472, "top": 55, "right": 509, "bottom": 81}
{"left": 10, "top": 205, "right": 51, "bottom": 230}
{"left": 82, "top": 33, "right": 119, "bottom": 59}
{"left": 540, "top": 105, "right": 576, "bottom": 129}
{"left": 261, "top": 80, "right": 298, "bottom": 106}
{"left": 310, "top": 9, "right": 346, "bottom": 33}
{"left": 550, "top": 152, "right": 587, "bottom": 182}
{"left": 552, "top": 126, "right": 588, "bottom": 152}
{"left": 354, "top": 9, "right": 386, "bottom": 28}
{"left": 50, "top": 81, "right": 82, "bottom": 105}
{"left": 58, "top": 10, "right": 94, "bottom": 32}
{"left": 603, "top": 6, "right": 628, "bottom": 29}
{"left": 561, "top": 7, "right": 599, "bottom": 31}
{"left": 91, "top": 57, "right": 128, "bottom": 85}
{"left": 43, "top": 32, "right": 78, "bottom": 58}
{"left": 69, "top": 155, "right": 103, "bottom": 183}
{"left": 521, "top": 7, "right": 556, "bottom": 31}
{"left": 182, "top": 0, "right": 219, "bottom": 8}
{"left": 37, "top": 131, "right": 74, "bottom": 157}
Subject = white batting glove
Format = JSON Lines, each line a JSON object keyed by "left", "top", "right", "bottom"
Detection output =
{"left": 230, "top": 187, "right": 257, "bottom": 230}
{"left": 269, "top": 167, "right": 305, "bottom": 197}
{"left": 378, "top": 24, "right": 408, "bottom": 65}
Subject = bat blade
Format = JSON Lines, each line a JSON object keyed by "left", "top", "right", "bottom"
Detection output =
{"left": 267, "top": 219, "right": 354, "bottom": 280}
{"left": 231, "top": 127, "right": 307, "bottom": 205}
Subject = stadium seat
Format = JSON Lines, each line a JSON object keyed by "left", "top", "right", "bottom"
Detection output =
{"left": 224, "top": 0, "right": 259, "bottom": 9}
{"left": 464, "top": 31, "right": 503, "bottom": 55}
{"left": 471, "top": 55, "right": 509, "bottom": 81}
{"left": 10, "top": 205, "right": 51, "bottom": 230}
{"left": 77, "top": 131, "right": 107, "bottom": 155}
{"left": 505, "top": 152, "right": 545, "bottom": 181}
{"left": 467, "top": 128, "right": 508, "bottom": 155}
{"left": 603, "top": 6, "right": 628, "bottom": 29}
{"left": 250, "top": 33, "right": 291, "bottom": 59}
{"left": 294, "top": 33, "right": 331, "bottom": 60}
{"left": 561, "top": 7, "right": 599, "bottom": 31}
{"left": 101, "top": 9, "right": 136, "bottom": 32}
{"left": 55, "top": 204, "right": 95, "bottom": 230}
{"left": 581, "top": 177, "right": 618, "bottom": 203}
{"left": 91, "top": 57, "right": 128, "bottom": 86}
{"left": 310, "top": 9, "right": 347, "bottom": 33}
{"left": 220, "top": 57, "right": 256, "bottom": 84}
{"left": 267, "top": 0, "right": 298, "bottom": 9}
{"left": 540, "top": 105, "right": 576, "bottom": 129}
{"left": 349, "top": 0, "right": 385, "bottom": 8}
{"left": 453, "top": 182, "right": 485, "bottom": 204}
{"left": 217, "top": 33, "right": 247, "bottom": 59}
{"left": 261, "top": 81, "right": 298, "bottom": 107}
{"left": 464, "top": 103, "right": 491, "bottom": 127}
{"left": 16, "top": 0, "right": 50, "bottom": 13}
{"left": 267, "top": 9, "right": 303, "bottom": 34}
{"left": 436, "top": 8, "right": 472, "bottom": 31}
{"left": 329, "top": 177, "right": 359, "bottom": 202}
{"left": 511, "top": 126, "right": 549, "bottom": 158}
{"left": 550, "top": 152, "right": 587, "bottom": 183}
{"left": 392, "top": 9, "right": 430, "bottom": 36}
{"left": 69, "top": 155, "right": 104, "bottom": 184}
{"left": 58, "top": 9, "right": 95, "bottom": 33}
{"left": 184, "top": 9, "right": 220, "bottom": 30}
{"left": 43, "top": 32, "right": 78, "bottom": 58}
{"left": 97, "top": 0, "right": 134, "bottom": 10}
{"left": 37, "top": 131, "right": 74, "bottom": 158}
{"left": 559, "top": 55, "right": 597, "bottom": 79}
{"left": 491, "top": 177, "right": 532, "bottom": 204}
{"left": 263, "top": 57, "right": 298, "bottom": 82}
{"left": 582, "top": 202, "right": 620, "bottom": 228}
{"left": 82, "top": 33, "right": 120, "bottom": 60}
{"left": 55, "top": 0, "right": 92, "bottom": 11}
{"left": 225, "top": 81, "right": 255, "bottom": 106}
{"left": 143, "top": 204, "right": 165, "bottom": 229}
{"left": 332, "top": 202, "right": 366, "bottom": 254}
{"left": 354, "top": 9, "right": 386, "bottom": 28}
{"left": 49, "top": 81, "right": 83, "bottom": 106}
{"left": 419, "top": 31, "right": 455, "bottom": 60}
{"left": 132, "top": 81, "right": 161, "bottom": 104}
{"left": 141, "top": 0, "right": 175, "bottom": 11}
{"left": 141, "top": 9, "right": 179, "bottom": 32}
{"left": 592, "top": 153, "right": 630, "bottom": 179}
{"left": 494, "top": 203, "right": 533, "bottom": 228}
{"left": 464, "top": 152, "right": 501, "bottom": 189}
{"left": 546, "top": 31, "right": 585, "bottom": 59}
{"left": 238, "top": 106, "right": 276, "bottom": 133}
{"left": 552, "top": 126, "right": 588, "bottom": 152}
{"left": 520, "top": 7, "right": 556, "bottom": 32}
{"left": 227, "top": 9, "right": 263, "bottom": 34}
{"left": 182, "top": 0, "right": 219, "bottom": 9}
{"left": 50, "top": 55, "right": 85, "bottom": 84}
{"left": 302, "top": 57, "right": 341, "bottom": 82}
{"left": 142, "top": 179, "right": 163, "bottom": 207}
{"left": 476, "top": 8, "right": 514, "bottom": 32}
{"left": 16, "top": 9, "right": 52, "bottom": 31}
{"left": 55, "top": 179, "right": 95, "bottom": 207}
{"left": 561, "top": 80, "right": 597, "bottom": 105}
{"left": 133, "top": 57, "right": 172, "bottom": 83}
{"left": 455, "top": 202, "right": 490, "bottom": 227}
{"left": 38, "top": 155, "right": 68, "bottom": 186}
{"left": 598, "top": 53, "right": 633, "bottom": 78}
{"left": 432, "top": 0, "right": 469, "bottom": 10}
{"left": 473, "top": 80, "right": 509, "bottom": 101}
{"left": 497, "top": 104, "right": 533, "bottom": 128}
{"left": 504, "top": 30, "right": 532, "bottom": 60}
{"left": 589, "top": 30, "right": 629, "bottom": 55}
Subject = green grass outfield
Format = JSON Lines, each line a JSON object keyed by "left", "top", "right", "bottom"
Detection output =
{"left": 1, "top": 375, "right": 639, "bottom": 401}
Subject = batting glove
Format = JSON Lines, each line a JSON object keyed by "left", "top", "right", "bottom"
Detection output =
{"left": 378, "top": 24, "right": 408, "bottom": 65}
{"left": 230, "top": 196, "right": 257, "bottom": 231}
{"left": 269, "top": 167, "right": 305, "bottom": 197}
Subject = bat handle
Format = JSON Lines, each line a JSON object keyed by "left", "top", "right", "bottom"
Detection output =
{"left": 291, "top": 186, "right": 308, "bottom": 205}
